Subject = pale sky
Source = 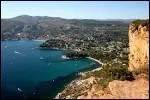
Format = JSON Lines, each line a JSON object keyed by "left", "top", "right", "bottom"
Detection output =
{"left": 1, "top": 1, "right": 149, "bottom": 19}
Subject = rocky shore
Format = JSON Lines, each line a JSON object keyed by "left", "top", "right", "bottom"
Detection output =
{"left": 55, "top": 70, "right": 149, "bottom": 99}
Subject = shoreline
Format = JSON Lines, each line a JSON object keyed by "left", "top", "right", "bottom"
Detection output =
{"left": 55, "top": 57, "right": 104, "bottom": 98}
{"left": 78, "top": 57, "right": 103, "bottom": 76}
{"left": 32, "top": 39, "right": 46, "bottom": 42}
{"left": 86, "top": 57, "right": 103, "bottom": 66}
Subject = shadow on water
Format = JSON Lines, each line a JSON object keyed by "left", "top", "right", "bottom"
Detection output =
{"left": 27, "top": 62, "right": 100, "bottom": 100}
{"left": 2, "top": 61, "right": 101, "bottom": 100}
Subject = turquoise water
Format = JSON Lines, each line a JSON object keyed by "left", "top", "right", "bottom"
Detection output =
{"left": 1, "top": 40, "right": 99, "bottom": 100}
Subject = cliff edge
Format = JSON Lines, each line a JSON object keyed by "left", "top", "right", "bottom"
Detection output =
{"left": 128, "top": 20, "right": 149, "bottom": 71}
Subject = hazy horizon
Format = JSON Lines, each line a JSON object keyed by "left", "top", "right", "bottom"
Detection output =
{"left": 1, "top": 1, "right": 149, "bottom": 19}
{"left": 1, "top": 14, "right": 149, "bottom": 20}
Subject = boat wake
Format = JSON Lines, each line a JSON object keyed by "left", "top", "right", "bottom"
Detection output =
{"left": 14, "top": 51, "right": 26, "bottom": 56}
{"left": 32, "top": 47, "right": 39, "bottom": 50}
{"left": 40, "top": 57, "right": 44, "bottom": 60}
{"left": 61, "top": 55, "right": 70, "bottom": 59}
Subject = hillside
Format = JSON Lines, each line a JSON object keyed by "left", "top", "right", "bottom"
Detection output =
{"left": 1, "top": 15, "right": 130, "bottom": 42}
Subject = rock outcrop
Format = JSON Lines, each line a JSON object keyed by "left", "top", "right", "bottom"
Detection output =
{"left": 108, "top": 78, "right": 149, "bottom": 99}
{"left": 55, "top": 76, "right": 149, "bottom": 99}
{"left": 128, "top": 20, "right": 149, "bottom": 71}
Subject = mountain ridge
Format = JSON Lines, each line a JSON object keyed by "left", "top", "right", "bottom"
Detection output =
{"left": 1, "top": 15, "right": 137, "bottom": 22}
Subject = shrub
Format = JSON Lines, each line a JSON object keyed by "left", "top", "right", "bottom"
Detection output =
{"left": 131, "top": 20, "right": 149, "bottom": 33}
{"left": 90, "top": 63, "right": 134, "bottom": 88}
{"left": 65, "top": 51, "right": 89, "bottom": 58}
{"left": 132, "top": 67, "right": 149, "bottom": 76}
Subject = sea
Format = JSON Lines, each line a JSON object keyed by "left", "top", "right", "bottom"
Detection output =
{"left": 1, "top": 40, "right": 100, "bottom": 100}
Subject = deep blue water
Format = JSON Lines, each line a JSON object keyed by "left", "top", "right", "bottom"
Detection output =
{"left": 1, "top": 40, "right": 99, "bottom": 100}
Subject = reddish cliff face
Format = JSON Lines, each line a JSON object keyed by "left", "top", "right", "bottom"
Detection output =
{"left": 128, "top": 20, "right": 149, "bottom": 71}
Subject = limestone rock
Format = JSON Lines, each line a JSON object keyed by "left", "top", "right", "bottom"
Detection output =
{"left": 128, "top": 21, "right": 149, "bottom": 71}
{"left": 108, "top": 78, "right": 149, "bottom": 99}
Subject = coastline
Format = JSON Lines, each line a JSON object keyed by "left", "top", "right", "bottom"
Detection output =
{"left": 32, "top": 39, "right": 46, "bottom": 42}
{"left": 86, "top": 57, "right": 103, "bottom": 66}
{"left": 85, "top": 57, "right": 103, "bottom": 72}
{"left": 76, "top": 57, "right": 104, "bottom": 77}
{"left": 55, "top": 57, "right": 104, "bottom": 99}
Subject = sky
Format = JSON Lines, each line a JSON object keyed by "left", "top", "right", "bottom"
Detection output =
{"left": 1, "top": 1, "right": 149, "bottom": 19}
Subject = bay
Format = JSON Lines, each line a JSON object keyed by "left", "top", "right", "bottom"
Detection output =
{"left": 1, "top": 40, "right": 99, "bottom": 100}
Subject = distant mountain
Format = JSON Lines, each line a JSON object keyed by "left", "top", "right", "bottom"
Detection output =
{"left": 1, "top": 15, "right": 131, "bottom": 40}
{"left": 10, "top": 15, "right": 65, "bottom": 23}
{"left": 105, "top": 19, "right": 134, "bottom": 23}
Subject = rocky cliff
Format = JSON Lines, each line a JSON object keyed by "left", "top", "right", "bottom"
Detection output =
{"left": 128, "top": 20, "right": 149, "bottom": 71}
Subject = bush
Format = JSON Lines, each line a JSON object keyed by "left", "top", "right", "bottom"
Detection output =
{"left": 65, "top": 51, "right": 89, "bottom": 58}
{"left": 132, "top": 20, "right": 149, "bottom": 27}
{"left": 131, "top": 20, "right": 149, "bottom": 32}
{"left": 90, "top": 63, "right": 134, "bottom": 88}
{"left": 87, "top": 49, "right": 118, "bottom": 62}
{"left": 132, "top": 67, "right": 149, "bottom": 76}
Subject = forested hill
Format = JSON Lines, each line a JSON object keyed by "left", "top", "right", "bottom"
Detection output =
{"left": 1, "top": 15, "right": 131, "bottom": 41}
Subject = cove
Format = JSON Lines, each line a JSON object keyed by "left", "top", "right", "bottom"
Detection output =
{"left": 1, "top": 40, "right": 101, "bottom": 100}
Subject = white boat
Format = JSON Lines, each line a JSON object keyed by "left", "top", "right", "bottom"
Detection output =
{"left": 17, "top": 88, "right": 23, "bottom": 92}
{"left": 14, "top": 51, "right": 25, "bottom": 56}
